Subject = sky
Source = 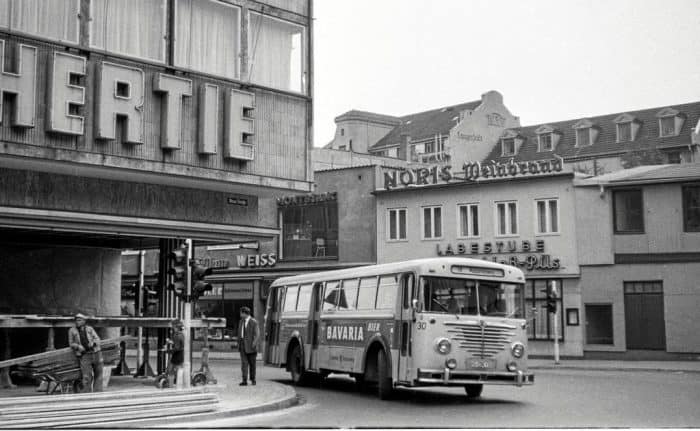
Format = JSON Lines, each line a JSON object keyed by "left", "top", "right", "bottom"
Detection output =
{"left": 312, "top": 0, "right": 700, "bottom": 147}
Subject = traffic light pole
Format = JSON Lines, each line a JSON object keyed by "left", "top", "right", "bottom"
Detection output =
{"left": 552, "top": 281, "right": 560, "bottom": 365}
{"left": 182, "top": 238, "right": 193, "bottom": 389}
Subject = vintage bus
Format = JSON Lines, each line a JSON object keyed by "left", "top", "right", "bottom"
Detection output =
{"left": 263, "top": 258, "right": 534, "bottom": 399}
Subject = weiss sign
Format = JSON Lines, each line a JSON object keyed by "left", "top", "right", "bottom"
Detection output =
{"left": 0, "top": 41, "right": 255, "bottom": 160}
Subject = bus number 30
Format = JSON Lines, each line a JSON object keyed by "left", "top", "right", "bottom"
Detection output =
{"left": 416, "top": 322, "right": 427, "bottom": 330}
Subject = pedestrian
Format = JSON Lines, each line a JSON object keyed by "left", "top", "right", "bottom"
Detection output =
{"left": 237, "top": 306, "right": 260, "bottom": 386}
{"left": 166, "top": 319, "right": 185, "bottom": 387}
{"left": 68, "top": 313, "right": 103, "bottom": 392}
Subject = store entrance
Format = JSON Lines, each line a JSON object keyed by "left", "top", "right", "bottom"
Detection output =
{"left": 624, "top": 282, "right": 666, "bottom": 350}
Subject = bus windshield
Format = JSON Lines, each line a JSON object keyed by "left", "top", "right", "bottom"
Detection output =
{"left": 420, "top": 276, "right": 525, "bottom": 318}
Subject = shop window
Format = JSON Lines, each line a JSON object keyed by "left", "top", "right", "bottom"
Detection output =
{"left": 376, "top": 275, "right": 399, "bottom": 310}
{"left": 249, "top": 12, "right": 306, "bottom": 94}
{"left": 458, "top": 203, "right": 479, "bottom": 238}
{"left": 538, "top": 133, "right": 553, "bottom": 152}
{"left": 501, "top": 138, "right": 516, "bottom": 156}
{"left": 525, "top": 279, "right": 564, "bottom": 341}
{"left": 175, "top": 0, "right": 240, "bottom": 79}
{"left": 0, "top": 0, "right": 79, "bottom": 43}
{"left": 281, "top": 200, "right": 338, "bottom": 260}
{"left": 683, "top": 185, "right": 700, "bottom": 232}
{"left": 388, "top": 208, "right": 407, "bottom": 241}
{"left": 616, "top": 122, "right": 632, "bottom": 142}
{"left": 338, "top": 279, "right": 359, "bottom": 311}
{"left": 194, "top": 282, "right": 254, "bottom": 341}
{"left": 535, "top": 199, "right": 559, "bottom": 234}
{"left": 613, "top": 189, "right": 644, "bottom": 233}
{"left": 422, "top": 206, "right": 442, "bottom": 239}
{"left": 585, "top": 304, "right": 613, "bottom": 344}
{"left": 495, "top": 201, "right": 518, "bottom": 236}
{"left": 356, "top": 276, "right": 378, "bottom": 310}
{"left": 91, "top": 0, "right": 166, "bottom": 62}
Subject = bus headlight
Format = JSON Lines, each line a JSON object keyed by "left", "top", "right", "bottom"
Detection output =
{"left": 435, "top": 337, "right": 452, "bottom": 355}
{"left": 511, "top": 342, "right": 525, "bottom": 358}
{"left": 506, "top": 361, "right": 518, "bottom": 372}
{"left": 445, "top": 358, "right": 457, "bottom": 369}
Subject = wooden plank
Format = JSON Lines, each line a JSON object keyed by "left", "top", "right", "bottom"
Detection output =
{"left": 0, "top": 336, "right": 131, "bottom": 369}
{"left": 0, "top": 315, "right": 226, "bottom": 329}
{"left": 0, "top": 387, "right": 208, "bottom": 406}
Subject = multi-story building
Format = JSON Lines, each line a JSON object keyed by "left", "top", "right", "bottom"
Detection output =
{"left": 0, "top": 0, "right": 313, "bottom": 356}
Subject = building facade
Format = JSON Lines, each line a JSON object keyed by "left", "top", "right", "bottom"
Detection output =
{"left": 0, "top": 0, "right": 313, "bottom": 355}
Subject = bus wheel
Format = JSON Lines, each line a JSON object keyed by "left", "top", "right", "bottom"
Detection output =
{"left": 376, "top": 349, "right": 393, "bottom": 400}
{"left": 464, "top": 384, "right": 483, "bottom": 398}
{"left": 289, "top": 345, "right": 307, "bottom": 386}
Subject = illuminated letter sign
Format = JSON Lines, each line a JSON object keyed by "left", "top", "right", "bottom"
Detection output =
{"left": 153, "top": 73, "right": 192, "bottom": 150}
{"left": 47, "top": 52, "right": 86, "bottom": 135}
{"left": 224, "top": 89, "right": 255, "bottom": 160}
{"left": 96, "top": 62, "right": 145, "bottom": 144}
{"left": 198, "top": 83, "right": 219, "bottom": 154}
{"left": 0, "top": 41, "right": 37, "bottom": 128}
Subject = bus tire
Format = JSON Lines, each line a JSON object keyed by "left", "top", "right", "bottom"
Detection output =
{"left": 376, "top": 349, "right": 393, "bottom": 400}
{"left": 289, "top": 345, "right": 308, "bottom": 386}
{"left": 464, "top": 384, "right": 483, "bottom": 398}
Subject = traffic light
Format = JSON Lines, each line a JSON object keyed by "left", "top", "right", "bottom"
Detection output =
{"left": 167, "top": 243, "right": 188, "bottom": 299}
{"left": 191, "top": 263, "right": 213, "bottom": 300}
{"left": 546, "top": 287, "right": 557, "bottom": 314}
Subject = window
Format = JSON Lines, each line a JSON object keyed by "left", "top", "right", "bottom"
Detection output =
{"left": 323, "top": 281, "right": 340, "bottom": 311}
{"left": 495, "top": 201, "right": 518, "bottom": 236}
{"left": 338, "top": 145, "right": 346, "bottom": 151}
{"left": 501, "top": 138, "right": 515, "bottom": 156}
{"left": 659, "top": 116, "right": 675, "bottom": 137}
{"left": 613, "top": 189, "right": 644, "bottom": 233}
{"left": 667, "top": 151, "right": 682, "bottom": 164}
{"left": 422, "top": 206, "right": 442, "bottom": 239}
{"left": 281, "top": 200, "right": 338, "bottom": 260}
{"left": 0, "top": 0, "right": 79, "bottom": 43}
{"left": 283, "top": 285, "right": 299, "bottom": 312}
{"left": 91, "top": 0, "right": 166, "bottom": 62}
{"left": 388, "top": 208, "right": 407, "bottom": 241}
{"left": 585, "top": 304, "right": 613, "bottom": 344}
{"left": 340, "top": 128, "right": 345, "bottom": 136}
{"left": 296, "top": 283, "right": 313, "bottom": 312}
{"left": 535, "top": 199, "right": 559, "bottom": 234}
{"left": 338, "top": 279, "right": 359, "bottom": 311}
{"left": 458, "top": 203, "right": 479, "bottom": 237}
{"left": 576, "top": 128, "right": 591, "bottom": 147}
{"left": 421, "top": 277, "right": 525, "bottom": 318}
{"left": 175, "top": 0, "right": 240, "bottom": 79}
{"left": 376, "top": 275, "right": 399, "bottom": 309}
{"left": 356, "top": 277, "right": 378, "bottom": 310}
{"left": 386, "top": 148, "right": 399, "bottom": 158}
{"left": 525, "top": 280, "right": 564, "bottom": 341}
{"left": 249, "top": 12, "right": 306, "bottom": 94}
{"left": 683, "top": 185, "right": 700, "bottom": 232}
{"left": 538, "top": 133, "right": 553, "bottom": 151}
{"left": 617, "top": 122, "right": 632, "bottom": 142}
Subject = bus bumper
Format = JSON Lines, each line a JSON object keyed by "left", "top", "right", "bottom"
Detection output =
{"left": 416, "top": 368, "right": 535, "bottom": 387}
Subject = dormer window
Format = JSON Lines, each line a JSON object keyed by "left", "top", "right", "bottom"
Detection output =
{"left": 656, "top": 107, "right": 686, "bottom": 137}
{"left": 535, "top": 125, "right": 561, "bottom": 152}
{"left": 573, "top": 119, "right": 598, "bottom": 147}
{"left": 502, "top": 138, "right": 515, "bottom": 156}
{"left": 617, "top": 122, "right": 632, "bottom": 142}
{"left": 539, "top": 133, "right": 553, "bottom": 151}
{"left": 613, "top": 113, "right": 640, "bottom": 142}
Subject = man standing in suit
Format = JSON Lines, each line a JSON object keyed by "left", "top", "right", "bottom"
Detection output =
{"left": 238, "top": 306, "right": 260, "bottom": 386}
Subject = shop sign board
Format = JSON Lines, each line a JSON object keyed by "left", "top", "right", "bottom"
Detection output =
{"left": 199, "top": 253, "right": 277, "bottom": 270}
{"left": 436, "top": 239, "right": 561, "bottom": 272}
{"left": 276, "top": 192, "right": 337, "bottom": 206}
{"left": 383, "top": 158, "right": 564, "bottom": 190}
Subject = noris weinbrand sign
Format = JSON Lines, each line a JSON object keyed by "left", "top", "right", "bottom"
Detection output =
{"left": 383, "top": 158, "right": 563, "bottom": 189}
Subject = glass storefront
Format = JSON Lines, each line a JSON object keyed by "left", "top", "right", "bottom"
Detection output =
{"left": 195, "top": 281, "right": 254, "bottom": 341}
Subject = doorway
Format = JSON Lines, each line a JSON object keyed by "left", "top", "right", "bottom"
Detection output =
{"left": 624, "top": 281, "right": 666, "bottom": 350}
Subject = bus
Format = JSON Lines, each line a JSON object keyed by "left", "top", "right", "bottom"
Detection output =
{"left": 263, "top": 258, "right": 534, "bottom": 399}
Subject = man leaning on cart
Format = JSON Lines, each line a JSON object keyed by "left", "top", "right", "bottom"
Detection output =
{"left": 68, "top": 313, "right": 104, "bottom": 392}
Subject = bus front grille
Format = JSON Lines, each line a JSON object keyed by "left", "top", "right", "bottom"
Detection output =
{"left": 445, "top": 321, "right": 516, "bottom": 358}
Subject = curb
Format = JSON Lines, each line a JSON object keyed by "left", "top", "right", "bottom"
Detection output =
{"left": 96, "top": 384, "right": 299, "bottom": 428}
{"left": 531, "top": 365, "right": 700, "bottom": 374}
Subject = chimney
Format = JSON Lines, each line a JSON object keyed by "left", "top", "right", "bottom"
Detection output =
{"left": 398, "top": 133, "right": 411, "bottom": 161}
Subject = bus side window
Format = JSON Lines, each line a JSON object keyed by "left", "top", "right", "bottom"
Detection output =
{"left": 377, "top": 275, "right": 399, "bottom": 309}
{"left": 283, "top": 285, "right": 299, "bottom": 312}
{"left": 357, "top": 277, "right": 378, "bottom": 310}
{"left": 296, "top": 283, "right": 313, "bottom": 312}
{"left": 323, "top": 281, "right": 340, "bottom": 311}
{"left": 339, "top": 279, "right": 359, "bottom": 310}
{"left": 401, "top": 273, "right": 414, "bottom": 309}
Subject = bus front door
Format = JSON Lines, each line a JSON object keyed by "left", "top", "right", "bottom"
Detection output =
{"left": 306, "top": 282, "right": 323, "bottom": 371}
{"left": 264, "top": 286, "right": 282, "bottom": 365}
{"left": 397, "top": 273, "right": 415, "bottom": 383}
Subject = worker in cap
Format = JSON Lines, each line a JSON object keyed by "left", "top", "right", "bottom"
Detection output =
{"left": 68, "top": 312, "right": 103, "bottom": 392}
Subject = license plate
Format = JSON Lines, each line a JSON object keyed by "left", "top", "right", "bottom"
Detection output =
{"left": 468, "top": 359, "right": 494, "bottom": 369}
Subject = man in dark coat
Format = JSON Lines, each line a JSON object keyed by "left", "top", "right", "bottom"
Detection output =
{"left": 238, "top": 306, "right": 260, "bottom": 386}
{"left": 68, "top": 313, "right": 103, "bottom": 392}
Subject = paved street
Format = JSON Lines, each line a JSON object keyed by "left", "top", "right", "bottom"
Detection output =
{"left": 185, "top": 365, "right": 700, "bottom": 428}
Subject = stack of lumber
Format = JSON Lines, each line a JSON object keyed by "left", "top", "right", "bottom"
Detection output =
{"left": 0, "top": 387, "right": 219, "bottom": 428}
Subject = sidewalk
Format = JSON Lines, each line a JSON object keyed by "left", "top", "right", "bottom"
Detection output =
{"left": 529, "top": 358, "right": 700, "bottom": 373}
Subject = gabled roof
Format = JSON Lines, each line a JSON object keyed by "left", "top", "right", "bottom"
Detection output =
{"left": 483, "top": 101, "right": 700, "bottom": 163}
{"left": 370, "top": 100, "right": 482, "bottom": 151}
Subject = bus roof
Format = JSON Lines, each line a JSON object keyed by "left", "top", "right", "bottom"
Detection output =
{"left": 270, "top": 257, "right": 525, "bottom": 286}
